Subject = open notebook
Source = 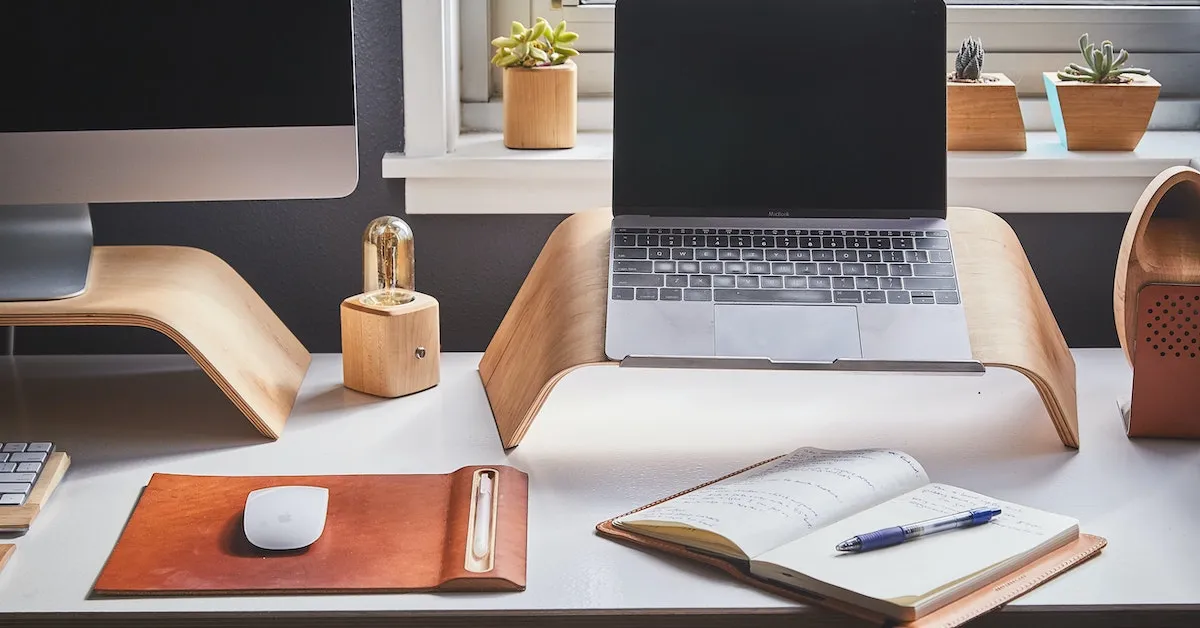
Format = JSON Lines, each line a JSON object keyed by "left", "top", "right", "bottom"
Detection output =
{"left": 603, "top": 447, "right": 1092, "bottom": 623}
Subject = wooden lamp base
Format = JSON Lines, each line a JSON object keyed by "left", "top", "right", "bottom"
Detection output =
{"left": 341, "top": 291, "right": 441, "bottom": 398}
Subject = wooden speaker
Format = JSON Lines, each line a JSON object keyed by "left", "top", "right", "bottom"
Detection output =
{"left": 1115, "top": 165, "right": 1200, "bottom": 437}
{"left": 341, "top": 291, "right": 440, "bottom": 398}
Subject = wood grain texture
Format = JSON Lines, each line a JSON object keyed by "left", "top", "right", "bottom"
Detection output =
{"left": 341, "top": 292, "right": 441, "bottom": 398}
{"left": 946, "top": 73, "right": 1027, "bottom": 151}
{"left": 0, "top": 544, "right": 12, "bottom": 574}
{"left": 0, "top": 452, "right": 70, "bottom": 532}
{"left": 0, "top": 246, "right": 310, "bottom": 439}
{"left": 502, "top": 62, "right": 577, "bottom": 149}
{"left": 479, "top": 206, "right": 1079, "bottom": 449}
{"left": 92, "top": 466, "right": 527, "bottom": 596}
{"left": 1045, "top": 72, "right": 1160, "bottom": 151}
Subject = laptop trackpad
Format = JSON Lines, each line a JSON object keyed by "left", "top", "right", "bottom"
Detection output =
{"left": 714, "top": 304, "right": 862, "bottom": 362}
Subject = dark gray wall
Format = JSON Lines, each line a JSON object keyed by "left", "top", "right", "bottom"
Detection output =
{"left": 13, "top": 0, "right": 1126, "bottom": 355}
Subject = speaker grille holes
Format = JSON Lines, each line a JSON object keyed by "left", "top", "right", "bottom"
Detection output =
{"left": 1162, "top": 352, "right": 1168, "bottom": 356}
{"left": 1146, "top": 295, "right": 1200, "bottom": 358}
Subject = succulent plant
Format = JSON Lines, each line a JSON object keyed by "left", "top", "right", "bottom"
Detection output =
{"left": 490, "top": 18, "right": 579, "bottom": 68}
{"left": 1057, "top": 33, "right": 1150, "bottom": 83}
{"left": 952, "top": 37, "right": 984, "bottom": 82}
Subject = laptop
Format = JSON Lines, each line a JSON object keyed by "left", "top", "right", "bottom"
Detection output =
{"left": 604, "top": 0, "right": 976, "bottom": 369}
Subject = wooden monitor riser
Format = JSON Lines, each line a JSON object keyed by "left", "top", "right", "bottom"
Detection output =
{"left": 0, "top": 246, "right": 310, "bottom": 439}
{"left": 480, "top": 206, "right": 1079, "bottom": 450}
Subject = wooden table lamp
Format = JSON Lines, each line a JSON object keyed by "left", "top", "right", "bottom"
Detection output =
{"left": 1115, "top": 166, "right": 1200, "bottom": 438}
{"left": 341, "top": 216, "right": 440, "bottom": 398}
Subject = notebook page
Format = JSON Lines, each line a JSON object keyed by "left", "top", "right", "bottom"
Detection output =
{"left": 753, "top": 483, "right": 1079, "bottom": 604}
{"left": 615, "top": 448, "right": 929, "bottom": 559}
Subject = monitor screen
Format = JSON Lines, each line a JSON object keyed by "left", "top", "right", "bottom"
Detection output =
{"left": 0, "top": 0, "right": 358, "bottom": 204}
{"left": 611, "top": 0, "right": 947, "bottom": 218}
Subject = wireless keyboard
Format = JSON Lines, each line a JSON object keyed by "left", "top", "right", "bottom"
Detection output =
{"left": 0, "top": 442, "right": 55, "bottom": 506}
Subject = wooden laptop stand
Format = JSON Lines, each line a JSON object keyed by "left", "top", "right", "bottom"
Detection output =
{"left": 0, "top": 246, "right": 310, "bottom": 439}
{"left": 480, "top": 206, "right": 1079, "bottom": 449}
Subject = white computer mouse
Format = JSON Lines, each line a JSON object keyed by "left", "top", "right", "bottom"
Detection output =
{"left": 242, "top": 485, "right": 329, "bottom": 551}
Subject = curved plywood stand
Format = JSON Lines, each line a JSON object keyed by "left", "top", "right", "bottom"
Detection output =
{"left": 481, "top": 207, "right": 1078, "bottom": 450}
{"left": 0, "top": 246, "right": 310, "bottom": 439}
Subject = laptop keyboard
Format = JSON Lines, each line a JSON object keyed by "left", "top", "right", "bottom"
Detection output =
{"left": 610, "top": 227, "right": 959, "bottom": 305}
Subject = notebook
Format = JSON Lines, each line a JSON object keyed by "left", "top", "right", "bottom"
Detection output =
{"left": 597, "top": 447, "right": 1104, "bottom": 625}
{"left": 93, "top": 465, "right": 528, "bottom": 596}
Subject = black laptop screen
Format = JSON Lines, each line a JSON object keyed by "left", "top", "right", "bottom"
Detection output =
{"left": 611, "top": 0, "right": 947, "bottom": 218}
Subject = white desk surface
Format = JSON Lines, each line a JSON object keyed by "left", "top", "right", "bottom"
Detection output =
{"left": 0, "top": 350, "right": 1197, "bottom": 623}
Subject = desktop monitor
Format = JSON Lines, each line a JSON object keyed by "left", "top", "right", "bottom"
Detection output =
{"left": 0, "top": 0, "right": 359, "bottom": 301}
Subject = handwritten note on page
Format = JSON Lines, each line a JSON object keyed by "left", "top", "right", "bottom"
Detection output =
{"left": 616, "top": 447, "right": 930, "bottom": 559}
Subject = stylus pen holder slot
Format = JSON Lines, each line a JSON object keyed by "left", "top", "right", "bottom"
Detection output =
{"left": 620, "top": 355, "right": 986, "bottom": 375}
{"left": 464, "top": 468, "right": 499, "bottom": 573}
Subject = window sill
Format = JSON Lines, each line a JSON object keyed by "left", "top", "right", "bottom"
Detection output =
{"left": 383, "top": 131, "right": 1200, "bottom": 215}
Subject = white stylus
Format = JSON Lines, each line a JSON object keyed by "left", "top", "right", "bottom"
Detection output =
{"left": 472, "top": 474, "right": 494, "bottom": 559}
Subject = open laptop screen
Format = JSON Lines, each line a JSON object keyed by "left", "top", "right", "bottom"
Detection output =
{"left": 612, "top": 0, "right": 947, "bottom": 219}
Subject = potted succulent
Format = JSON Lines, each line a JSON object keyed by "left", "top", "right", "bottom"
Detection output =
{"left": 946, "top": 37, "right": 1025, "bottom": 151}
{"left": 1044, "top": 34, "right": 1160, "bottom": 151}
{"left": 491, "top": 18, "right": 580, "bottom": 149}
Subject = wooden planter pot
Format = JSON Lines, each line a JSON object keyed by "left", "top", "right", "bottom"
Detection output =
{"left": 946, "top": 73, "right": 1026, "bottom": 151}
{"left": 1043, "top": 72, "right": 1160, "bottom": 151}
{"left": 502, "top": 61, "right": 577, "bottom": 149}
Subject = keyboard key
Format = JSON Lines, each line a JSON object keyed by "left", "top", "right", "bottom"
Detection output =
{"left": 741, "top": 249, "right": 764, "bottom": 261}
{"left": 749, "top": 262, "right": 770, "bottom": 274}
{"left": 615, "top": 234, "right": 637, "bottom": 247}
{"left": 649, "top": 248, "right": 671, "bottom": 260}
{"left": 753, "top": 236, "right": 774, "bottom": 248}
{"left": 843, "top": 263, "right": 865, "bottom": 276}
{"left": 719, "top": 249, "right": 740, "bottom": 260}
{"left": 822, "top": 237, "right": 845, "bottom": 248}
{"left": 910, "top": 290, "right": 936, "bottom": 304}
{"left": 836, "top": 250, "right": 857, "bottom": 262}
{"left": 905, "top": 277, "right": 957, "bottom": 291}
{"left": 701, "top": 262, "right": 724, "bottom": 274}
{"left": 883, "top": 230, "right": 902, "bottom": 236}
{"left": 684, "top": 235, "right": 705, "bottom": 247}
{"left": 678, "top": 262, "right": 700, "bottom": 274}
{"left": 696, "top": 248, "right": 718, "bottom": 260}
{"left": 847, "top": 236, "right": 869, "bottom": 249}
{"left": 882, "top": 251, "right": 905, "bottom": 262}
{"left": 666, "top": 275, "right": 689, "bottom": 287}
{"left": 787, "top": 229, "right": 807, "bottom": 236}
{"left": 653, "top": 261, "right": 676, "bottom": 273}
{"left": 761, "top": 276, "right": 784, "bottom": 288}
{"left": 904, "top": 250, "right": 929, "bottom": 263}
{"left": 0, "top": 463, "right": 12, "bottom": 472}
{"left": 2, "top": 443, "right": 26, "bottom": 453}
{"left": 671, "top": 248, "right": 694, "bottom": 260}
{"left": 778, "top": 236, "right": 798, "bottom": 248}
{"left": 744, "top": 229, "right": 763, "bottom": 235}
{"left": 859, "top": 250, "right": 881, "bottom": 262}
{"left": 613, "top": 260, "right": 652, "bottom": 273}
{"left": 685, "top": 288, "right": 712, "bottom": 301}
{"left": 784, "top": 276, "right": 807, "bottom": 288}
{"left": 928, "top": 250, "right": 953, "bottom": 263}
{"left": 917, "top": 237, "right": 950, "bottom": 250}
{"left": 636, "top": 234, "right": 659, "bottom": 247}
{"left": 913, "top": 263, "right": 955, "bottom": 277}
{"left": 718, "top": 228, "right": 737, "bottom": 235}
{"left": 831, "top": 277, "right": 854, "bottom": 289}
{"left": 796, "top": 263, "right": 818, "bottom": 275}
{"left": 0, "top": 473, "right": 35, "bottom": 483}
{"left": 868, "top": 237, "right": 890, "bottom": 249}
{"left": 800, "top": 236, "right": 821, "bottom": 248}
{"left": 660, "top": 288, "right": 683, "bottom": 301}
{"left": 866, "top": 263, "right": 889, "bottom": 276}
{"left": 661, "top": 235, "right": 683, "bottom": 247}
{"left": 771, "top": 262, "right": 794, "bottom": 275}
{"left": 714, "top": 289, "right": 833, "bottom": 303}
{"left": 707, "top": 235, "right": 729, "bottom": 247}
{"left": 889, "top": 264, "right": 914, "bottom": 276}
{"left": 892, "top": 237, "right": 914, "bottom": 250}
{"left": 903, "top": 230, "right": 920, "bottom": 237}
{"left": 726, "top": 262, "right": 747, "bottom": 274}
{"left": 615, "top": 227, "right": 646, "bottom": 233}
{"left": 15, "top": 463, "right": 40, "bottom": 473}
{"left": 737, "top": 276, "right": 760, "bottom": 288}
{"left": 0, "top": 494, "right": 23, "bottom": 505}
{"left": 766, "top": 249, "right": 788, "bottom": 261}
{"left": 788, "top": 250, "right": 812, "bottom": 262}
{"left": 10, "top": 453, "right": 45, "bottom": 463}
{"left": 713, "top": 275, "right": 736, "bottom": 287}
{"left": 834, "top": 290, "right": 863, "bottom": 304}
{"left": 0, "top": 454, "right": 6, "bottom": 463}
{"left": 856, "top": 277, "right": 879, "bottom": 289}
{"left": 818, "top": 263, "right": 841, "bottom": 275}
{"left": 768, "top": 229, "right": 786, "bottom": 236}
{"left": 809, "top": 276, "right": 832, "bottom": 289}
{"left": 635, "top": 288, "right": 658, "bottom": 300}
{"left": 880, "top": 276, "right": 903, "bottom": 290}
{"left": 690, "top": 275, "right": 713, "bottom": 287}
{"left": 936, "top": 291, "right": 961, "bottom": 304}
{"left": 614, "top": 247, "right": 648, "bottom": 260}
{"left": 672, "top": 228, "right": 693, "bottom": 234}
{"left": 812, "top": 250, "right": 835, "bottom": 261}
{"left": 614, "top": 274, "right": 663, "bottom": 287}
{"left": 888, "top": 290, "right": 911, "bottom": 304}
{"left": 731, "top": 235, "right": 752, "bottom": 247}
{"left": 0, "top": 484, "right": 30, "bottom": 494}
{"left": 927, "top": 229, "right": 948, "bottom": 237}
{"left": 813, "top": 229, "right": 832, "bottom": 236}
{"left": 612, "top": 287, "right": 635, "bottom": 300}
{"left": 864, "top": 290, "right": 887, "bottom": 303}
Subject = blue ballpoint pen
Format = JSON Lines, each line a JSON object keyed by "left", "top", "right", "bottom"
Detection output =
{"left": 834, "top": 507, "right": 1002, "bottom": 552}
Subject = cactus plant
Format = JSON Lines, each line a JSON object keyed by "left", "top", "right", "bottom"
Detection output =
{"left": 491, "top": 18, "right": 579, "bottom": 68}
{"left": 951, "top": 37, "right": 984, "bottom": 82}
{"left": 1057, "top": 33, "right": 1150, "bottom": 84}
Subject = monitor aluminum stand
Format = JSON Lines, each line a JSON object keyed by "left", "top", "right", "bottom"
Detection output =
{"left": 0, "top": 204, "right": 93, "bottom": 301}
